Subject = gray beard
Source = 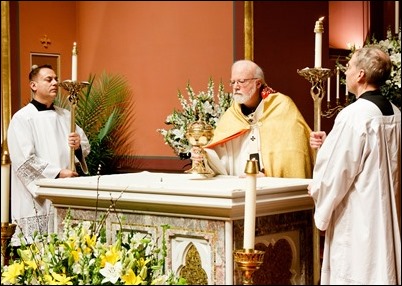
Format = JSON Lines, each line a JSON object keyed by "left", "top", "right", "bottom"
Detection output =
{"left": 233, "top": 92, "right": 252, "bottom": 104}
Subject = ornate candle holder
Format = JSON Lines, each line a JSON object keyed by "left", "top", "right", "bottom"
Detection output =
{"left": 58, "top": 80, "right": 89, "bottom": 171}
{"left": 185, "top": 117, "right": 215, "bottom": 177}
{"left": 234, "top": 249, "right": 265, "bottom": 285}
{"left": 297, "top": 67, "right": 350, "bottom": 130}
{"left": 1, "top": 222, "right": 16, "bottom": 266}
{"left": 297, "top": 67, "right": 333, "bottom": 131}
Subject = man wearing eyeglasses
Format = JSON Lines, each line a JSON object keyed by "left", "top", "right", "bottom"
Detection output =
{"left": 192, "top": 59, "right": 315, "bottom": 178}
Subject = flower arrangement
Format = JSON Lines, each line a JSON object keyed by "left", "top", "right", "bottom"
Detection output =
{"left": 157, "top": 78, "right": 232, "bottom": 156}
{"left": 338, "top": 28, "right": 401, "bottom": 109}
{"left": 1, "top": 210, "right": 186, "bottom": 285}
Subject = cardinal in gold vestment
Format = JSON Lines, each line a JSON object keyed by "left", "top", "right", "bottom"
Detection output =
{"left": 198, "top": 60, "right": 315, "bottom": 178}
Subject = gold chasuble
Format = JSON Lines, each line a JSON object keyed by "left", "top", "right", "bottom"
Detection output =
{"left": 206, "top": 92, "right": 315, "bottom": 178}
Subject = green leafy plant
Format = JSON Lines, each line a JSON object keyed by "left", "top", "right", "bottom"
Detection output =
{"left": 1, "top": 172, "right": 186, "bottom": 285}
{"left": 57, "top": 72, "right": 136, "bottom": 175}
{"left": 1, "top": 212, "right": 186, "bottom": 285}
{"left": 157, "top": 78, "right": 232, "bottom": 156}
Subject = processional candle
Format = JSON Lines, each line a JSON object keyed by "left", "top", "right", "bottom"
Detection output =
{"left": 314, "top": 17, "right": 324, "bottom": 68}
{"left": 72, "top": 42, "right": 78, "bottom": 81}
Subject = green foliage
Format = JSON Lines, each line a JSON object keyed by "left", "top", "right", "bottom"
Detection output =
{"left": 56, "top": 72, "right": 135, "bottom": 175}
{"left": 1, "top": 210, "right": 186, "bottom": 285}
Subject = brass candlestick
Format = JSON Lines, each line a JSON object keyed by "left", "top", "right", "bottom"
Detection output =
{"left": 185, "top": 117, "right": 215, "bottom": 177}
{"left": 58, "top": 80, "right": 89, "bottom": 171}
{"left": 1, "top": 222, "right": 16, "bottom": 266}
{"left": 297, "top": 67, "right": 333, "bottom": 132}
{"left": 234, "top": 249, "right": 265, "bottom": 285}
{"left": 297, "top": 66, "right": 342, "bottom": 285}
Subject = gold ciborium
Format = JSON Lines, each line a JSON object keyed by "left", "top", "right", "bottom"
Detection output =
{"left": 185, "top": 117, "right": 215, "bottom": 177}
{"left": 234, "top": 248, "right": 265, "bottom": 285}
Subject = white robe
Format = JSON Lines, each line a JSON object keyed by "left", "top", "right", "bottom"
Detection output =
{"left": 309, "top": 99, "right": 401, "bottom": 284}
{"left": 7, "top": 103, "right": 90, "bottom": 245}
{"left": 205, "top": 101, "right": 265, "bottom": 176}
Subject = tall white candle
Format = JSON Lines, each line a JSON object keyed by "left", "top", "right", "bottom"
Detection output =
{"left": 336, "top": 67, "right": 340, "bottom": 99}
{"left": 1, "top": 164, "right": 11, "bottom": 222}
{"left": 314, "top": 17, "right": 324, "bottom": 68}
{"left": 243, "top": 164, "right": 257, "bottom": 250}
{"left": 327, "top": 77, "right": 331, "bottom": 102}
{"left": 72, "top": 42, "right": 78, "bottom": 81}
{"left": 345, "top": 85, "right": 349, "bottom": 96}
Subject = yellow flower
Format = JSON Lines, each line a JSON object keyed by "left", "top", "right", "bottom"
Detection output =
{"left": 71, "top": 249, "right": 81, "bottom": 262}
{"left": 1, "top": 262, "right": 24, "bottom": 284}
{"left": 51, "top": 272, "right": 73, "bottom": 285}
{"left": 24, "top": 259, "right": 38, "bottom": 270}
{"left": 121, "top": 268, "right": 143, "bottom": 285}
{"left": 85, "top": 233, "right": 97, "bottom": 248}
{"left": 101, "top": 244, "right": 121, "bottom": 266}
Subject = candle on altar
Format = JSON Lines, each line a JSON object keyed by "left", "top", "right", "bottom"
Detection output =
{"left": 1, "top": 164, "right": 10, "bottom": 222}
{"left": 345, "top": 85, "right": 349, "bottom": 96}
{"left": 72, "top": 42, "right": 78, "bottom": 81}
{"left": 243, "top": 159, "right": 258, "bottom": 250}
{"left": 314, "top": 17, "right": 324, "bottom": 68}
{"left": 336, "top": 67, "right": 340, "bottom": 99}
{"left": 327, "top": 77, "right": 331, "bottom": 102}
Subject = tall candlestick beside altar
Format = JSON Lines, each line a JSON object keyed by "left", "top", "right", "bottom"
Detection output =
{"left": 314, "top": 17, "right": 324, "bottom": 68}
{"left": 72, "top": 42, "right": 77, "bottom": 81}
{"left": 1, "top": 164, "right": 10, "bottom": 222}
{"left": 243, "top": 159, "right": 258, "bottom": 250}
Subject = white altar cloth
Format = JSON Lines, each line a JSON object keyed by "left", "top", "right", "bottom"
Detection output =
{"left": 36, "top": 171, "right": 313, "bottom": 220}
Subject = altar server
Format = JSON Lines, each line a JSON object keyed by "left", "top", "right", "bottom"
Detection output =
{"left": 7, "top": 64, "right": 90, "bottom": 246}
{"left": 309, "top": 47, "right": 401, "bottom": 284}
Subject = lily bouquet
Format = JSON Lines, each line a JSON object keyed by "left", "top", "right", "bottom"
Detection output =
{"left": 1, "top": 211, "right": 186, "bottom": 285}
{"left": 157, "top": 78, "right": 232, "bottom": 156}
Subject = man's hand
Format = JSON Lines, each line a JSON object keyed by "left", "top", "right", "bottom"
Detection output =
{"left": 58, "top": 169, "right": 79, "bottom": 178}
{"left": 310, "top": 131, "right": 327, "bottom": 149}
{"left": 68, "top": 132, "right": 81, "bottom": 150}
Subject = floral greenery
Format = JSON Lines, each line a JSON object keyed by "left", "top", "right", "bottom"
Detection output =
{"left": 1, "top": 209, "right": 186, "bottom": 285}
{"left": 56, "top": 72, "right": 137, "bottom": 175}
{"left": 157, "top": 78, "right": 232, "bottom": 156}
{"left": 338, "top": 28, "right": 401, "bottom": 109}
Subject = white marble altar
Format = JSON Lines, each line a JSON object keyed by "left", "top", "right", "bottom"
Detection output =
{"left": 36, "top": 172, "right": 315, "bottom": 285}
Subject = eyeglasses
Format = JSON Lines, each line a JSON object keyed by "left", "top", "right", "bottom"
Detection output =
{"left": 229, "top": 78, "right": 258, "bottom": 87}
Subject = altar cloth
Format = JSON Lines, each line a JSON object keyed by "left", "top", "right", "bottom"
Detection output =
{"left": 36, "top": 171, "right": 313, "bottom": 219}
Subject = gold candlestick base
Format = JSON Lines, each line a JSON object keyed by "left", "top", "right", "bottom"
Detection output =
{"left": 234, "top": 249, "right": 265, "bottom": 285}
{"left": 1, "top": 222, "right": 16, "bottom": 266}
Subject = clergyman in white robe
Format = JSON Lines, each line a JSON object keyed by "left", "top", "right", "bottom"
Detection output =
{"left": 309, "top": 97, "right": 401, "bottom": 285}
{"left": 7, "top": 103, "right": 90, "bottom": 246}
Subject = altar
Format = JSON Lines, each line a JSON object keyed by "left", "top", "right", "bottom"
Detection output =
{"left": 36, "top": 171, "right": 315, "bottom": 285}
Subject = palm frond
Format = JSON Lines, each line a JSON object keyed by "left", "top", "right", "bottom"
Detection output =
{"left": 57, "top": 72, "right": 137, "bottom": 175}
